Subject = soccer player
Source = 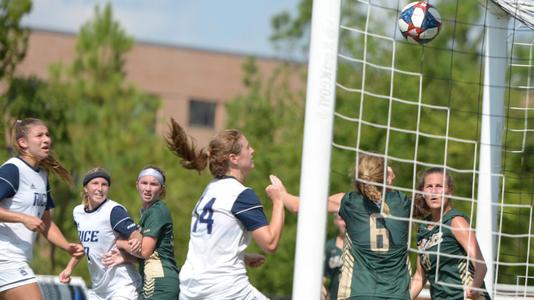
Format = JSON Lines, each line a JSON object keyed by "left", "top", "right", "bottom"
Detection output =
{"left": 322, "top": 213, "right": 345, "bottom": 300}
{"left": 59, "top": 168, "right": 142, "bottom": 300}
{"left": 165, "top": 118, "right": 286, "bottom": 300}
{"left": 0, "top": 118, "right": 84, "bottom": 300}
{"left": 102, "top": 166, "right": 180, "bottom": 300}
{"left": 280, "top": 154, "right": 412, "bottom": 299}
{"left": 410, "top": 168, "right": 490, "bottom": 300}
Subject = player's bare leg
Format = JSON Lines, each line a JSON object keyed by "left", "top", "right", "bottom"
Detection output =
{"left": 0, "top": 283, "right": 43, "bottom": 300}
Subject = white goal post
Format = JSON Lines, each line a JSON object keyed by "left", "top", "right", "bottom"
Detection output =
{"left": 477, "top": 1, "right": 509, "bottom": 296}
{"left": 292, "top": 0, "right": 341, "bottom": 299}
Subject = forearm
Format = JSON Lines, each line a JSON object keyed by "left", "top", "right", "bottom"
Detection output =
{"left": 43, "top": 221, "right": 71, "bottom": 251}
{"left": 115, "top": 239, "right": 131, "bottom": 252}
{"left": 410, "top": 274, "right": 425, "bottom": 299}
{"left": 0, "top": 207, "right": 26, "bottom": 223}
{"left": 264, "top": 201, "right": 285, "bottom": 253}
{"left": 283, "top": 193, "right": 300, "bottom": 213}
{"left": 140, "top": 236, "right": 157, "bottom": 259}
{"left": 471, "top": 260, "right": 487, "bottom": 290}
{"left": 68, "top": 256, "right": 82, "bottom": 269}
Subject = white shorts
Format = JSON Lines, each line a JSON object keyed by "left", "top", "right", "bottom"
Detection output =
{"left": 87, "top": 282, "right": 139, "bottom": 300}
{"left": 0, "top": 261, "right": 37, "bottom": 293}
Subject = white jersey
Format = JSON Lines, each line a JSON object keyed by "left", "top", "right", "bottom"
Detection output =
{"left": 180, "top": 177, "right": 269, "bottom": 300}
{"left": 73, "top": 199, "right": 141, "bottom": 298}
{"left": 0, "top": 157, "right": 50, "bottom": 262}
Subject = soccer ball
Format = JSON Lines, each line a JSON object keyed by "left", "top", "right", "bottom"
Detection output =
{"left": 398, "top": 1, "right": 441, "bottom": 44}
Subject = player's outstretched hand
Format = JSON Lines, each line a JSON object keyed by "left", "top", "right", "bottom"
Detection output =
{"left": 102, "top": 248, "right": 126, "bottom": 267}
{"left": 67, "top": 243, "right": 85, "bottom": 258}
{"left": 244, "top": 253, "right": 265, "bottom": 268}
{"left": 265, "top": 175, "right": 284, "bottom": 203}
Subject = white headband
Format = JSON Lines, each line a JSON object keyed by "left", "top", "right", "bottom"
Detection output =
{"left": 138, "top": 168, "right": 164, "bottom": 185}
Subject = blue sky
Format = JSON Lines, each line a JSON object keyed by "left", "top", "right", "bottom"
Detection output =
{"left": 22, "top": 0, "right": 301, "bottom": 58}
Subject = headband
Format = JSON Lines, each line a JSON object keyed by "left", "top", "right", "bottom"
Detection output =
{"left": 138, "top": 168, "right": 165, "bottom": 185}
{"left": 83, "top": 170, "right": 111, "bottom": 187}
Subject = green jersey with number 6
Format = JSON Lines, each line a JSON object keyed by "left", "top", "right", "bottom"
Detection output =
{"left": 337, "top": 190, "right": 411, "bottom": 299}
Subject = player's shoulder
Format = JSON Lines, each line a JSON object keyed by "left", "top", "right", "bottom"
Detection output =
{"left": 105, "top": 198, "right": 125, "bottom": 210}
{"left": 73, "top": 204, "right": 85, "bottom": 215}
{"left": 146, "top": 200, "right": 171, "bottom": 218}
{"left": 211, "top": 176, "right": 249, "bottom": 196}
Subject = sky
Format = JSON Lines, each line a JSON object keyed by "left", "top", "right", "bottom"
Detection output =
{"left": 22, "top": 0, "right": 302, "bottom": 59}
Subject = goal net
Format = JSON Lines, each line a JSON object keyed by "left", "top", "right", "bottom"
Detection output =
{"left": 294, "top": 0, "right": 534, "bottom": 299}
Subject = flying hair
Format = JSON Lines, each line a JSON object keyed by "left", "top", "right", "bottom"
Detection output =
{"left": 165, "top": 118, "right": 243, "bottom": 178}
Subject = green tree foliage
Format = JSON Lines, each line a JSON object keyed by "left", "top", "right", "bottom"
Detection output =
{"left": 0, "top": 0, "right": 31, "bottom": 82}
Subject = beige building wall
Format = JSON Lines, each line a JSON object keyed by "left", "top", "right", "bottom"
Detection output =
{"left": 16, "top": 29, "right": 303, "bottom": 146}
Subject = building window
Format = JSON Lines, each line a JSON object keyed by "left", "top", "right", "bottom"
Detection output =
{"left": 189, "top": 99, "right": 216, "bottom": 128}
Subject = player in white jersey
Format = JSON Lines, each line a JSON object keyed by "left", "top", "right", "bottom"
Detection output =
{"left": 0, "top": 118, "right": 84, "bottom": 300}
{"left": 59, "top": 168, "right": 142, "bottom": 300}
{"left": 165, "top": 118, "right": 287, "bottom": 300}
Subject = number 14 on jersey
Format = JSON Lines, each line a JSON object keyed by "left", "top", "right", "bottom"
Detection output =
{"left": 193, "top": 197, "right": 216, "bottom": 234}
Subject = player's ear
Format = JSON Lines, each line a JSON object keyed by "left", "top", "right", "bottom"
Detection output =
{"left": 228, "top": 153, "right": 239, "bottom": 165}
{"left": 17, "top": 137, "right": 28, "bottom": 150}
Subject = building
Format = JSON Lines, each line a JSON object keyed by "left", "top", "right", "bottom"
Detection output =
{"left": 15, "top": 29, "right": 304, "bottom": 145}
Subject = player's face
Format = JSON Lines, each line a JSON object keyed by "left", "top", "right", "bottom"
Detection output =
{"left": 18, "top": 124, "right": 51, "bottom": 165}
{"left": 137, "top": 175, "right": 163, "bottom": 205}
{"left": 84, "top": 177, "right": 110, "bottom": 207}
{"left": 422, "top": 173, "right": 450, "bottom": 210}
{"left": 236, "top": 135, "right": 255, "bottom": 173}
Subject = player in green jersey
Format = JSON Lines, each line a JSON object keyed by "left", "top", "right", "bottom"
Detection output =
{"left": 278, "top": 154, "right": 411, "bottom": 299}
{"left": 410, "top": 168, "right": 490, "bottom": 300}
{"left": 103, "top": 166, "right": 180, "bottom": 299}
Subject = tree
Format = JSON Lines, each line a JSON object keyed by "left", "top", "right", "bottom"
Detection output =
{"left": 0, "top": 3, "right": 163, "bottom": 278}
{"left": 0, "top": 0, "right": 32, "bottom": 154}
{"left": 0, "top": 0, "right": 31, "bottom": 82}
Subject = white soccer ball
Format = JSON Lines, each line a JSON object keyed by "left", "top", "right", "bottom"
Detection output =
{"left": 398, "top": 1, "right": 442, "bottom": 44}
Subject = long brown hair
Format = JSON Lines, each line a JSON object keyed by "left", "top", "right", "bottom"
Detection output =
{"left": 413, "top": 167, "right": 455, "bottom": 218}
{"left": 165, "top": 118, "right": 243, "bottom": 178}
{"left": 12, "top": 118, "right": 72, "bottom": 185}
{"left": 354, "top": 154, "right": 390, "bottom": 214}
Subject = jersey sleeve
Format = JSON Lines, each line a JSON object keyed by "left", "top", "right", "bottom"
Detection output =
{"left": 0, "top": 163, "right": 19, "bottom": 200}
{"left": 337, "top": 192, "right": 351, "bottom": 223}
{"left": 141, "top": 206, "right": 169, "bottom": 238}
{"left": 231, "top": 188, "right": 268, "bottom": 231}
{"left": 110, "top": 206, "right": 138, "bottom": 238}
{"left": 45, "top": 179, "right": 55, "bottom": 210}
